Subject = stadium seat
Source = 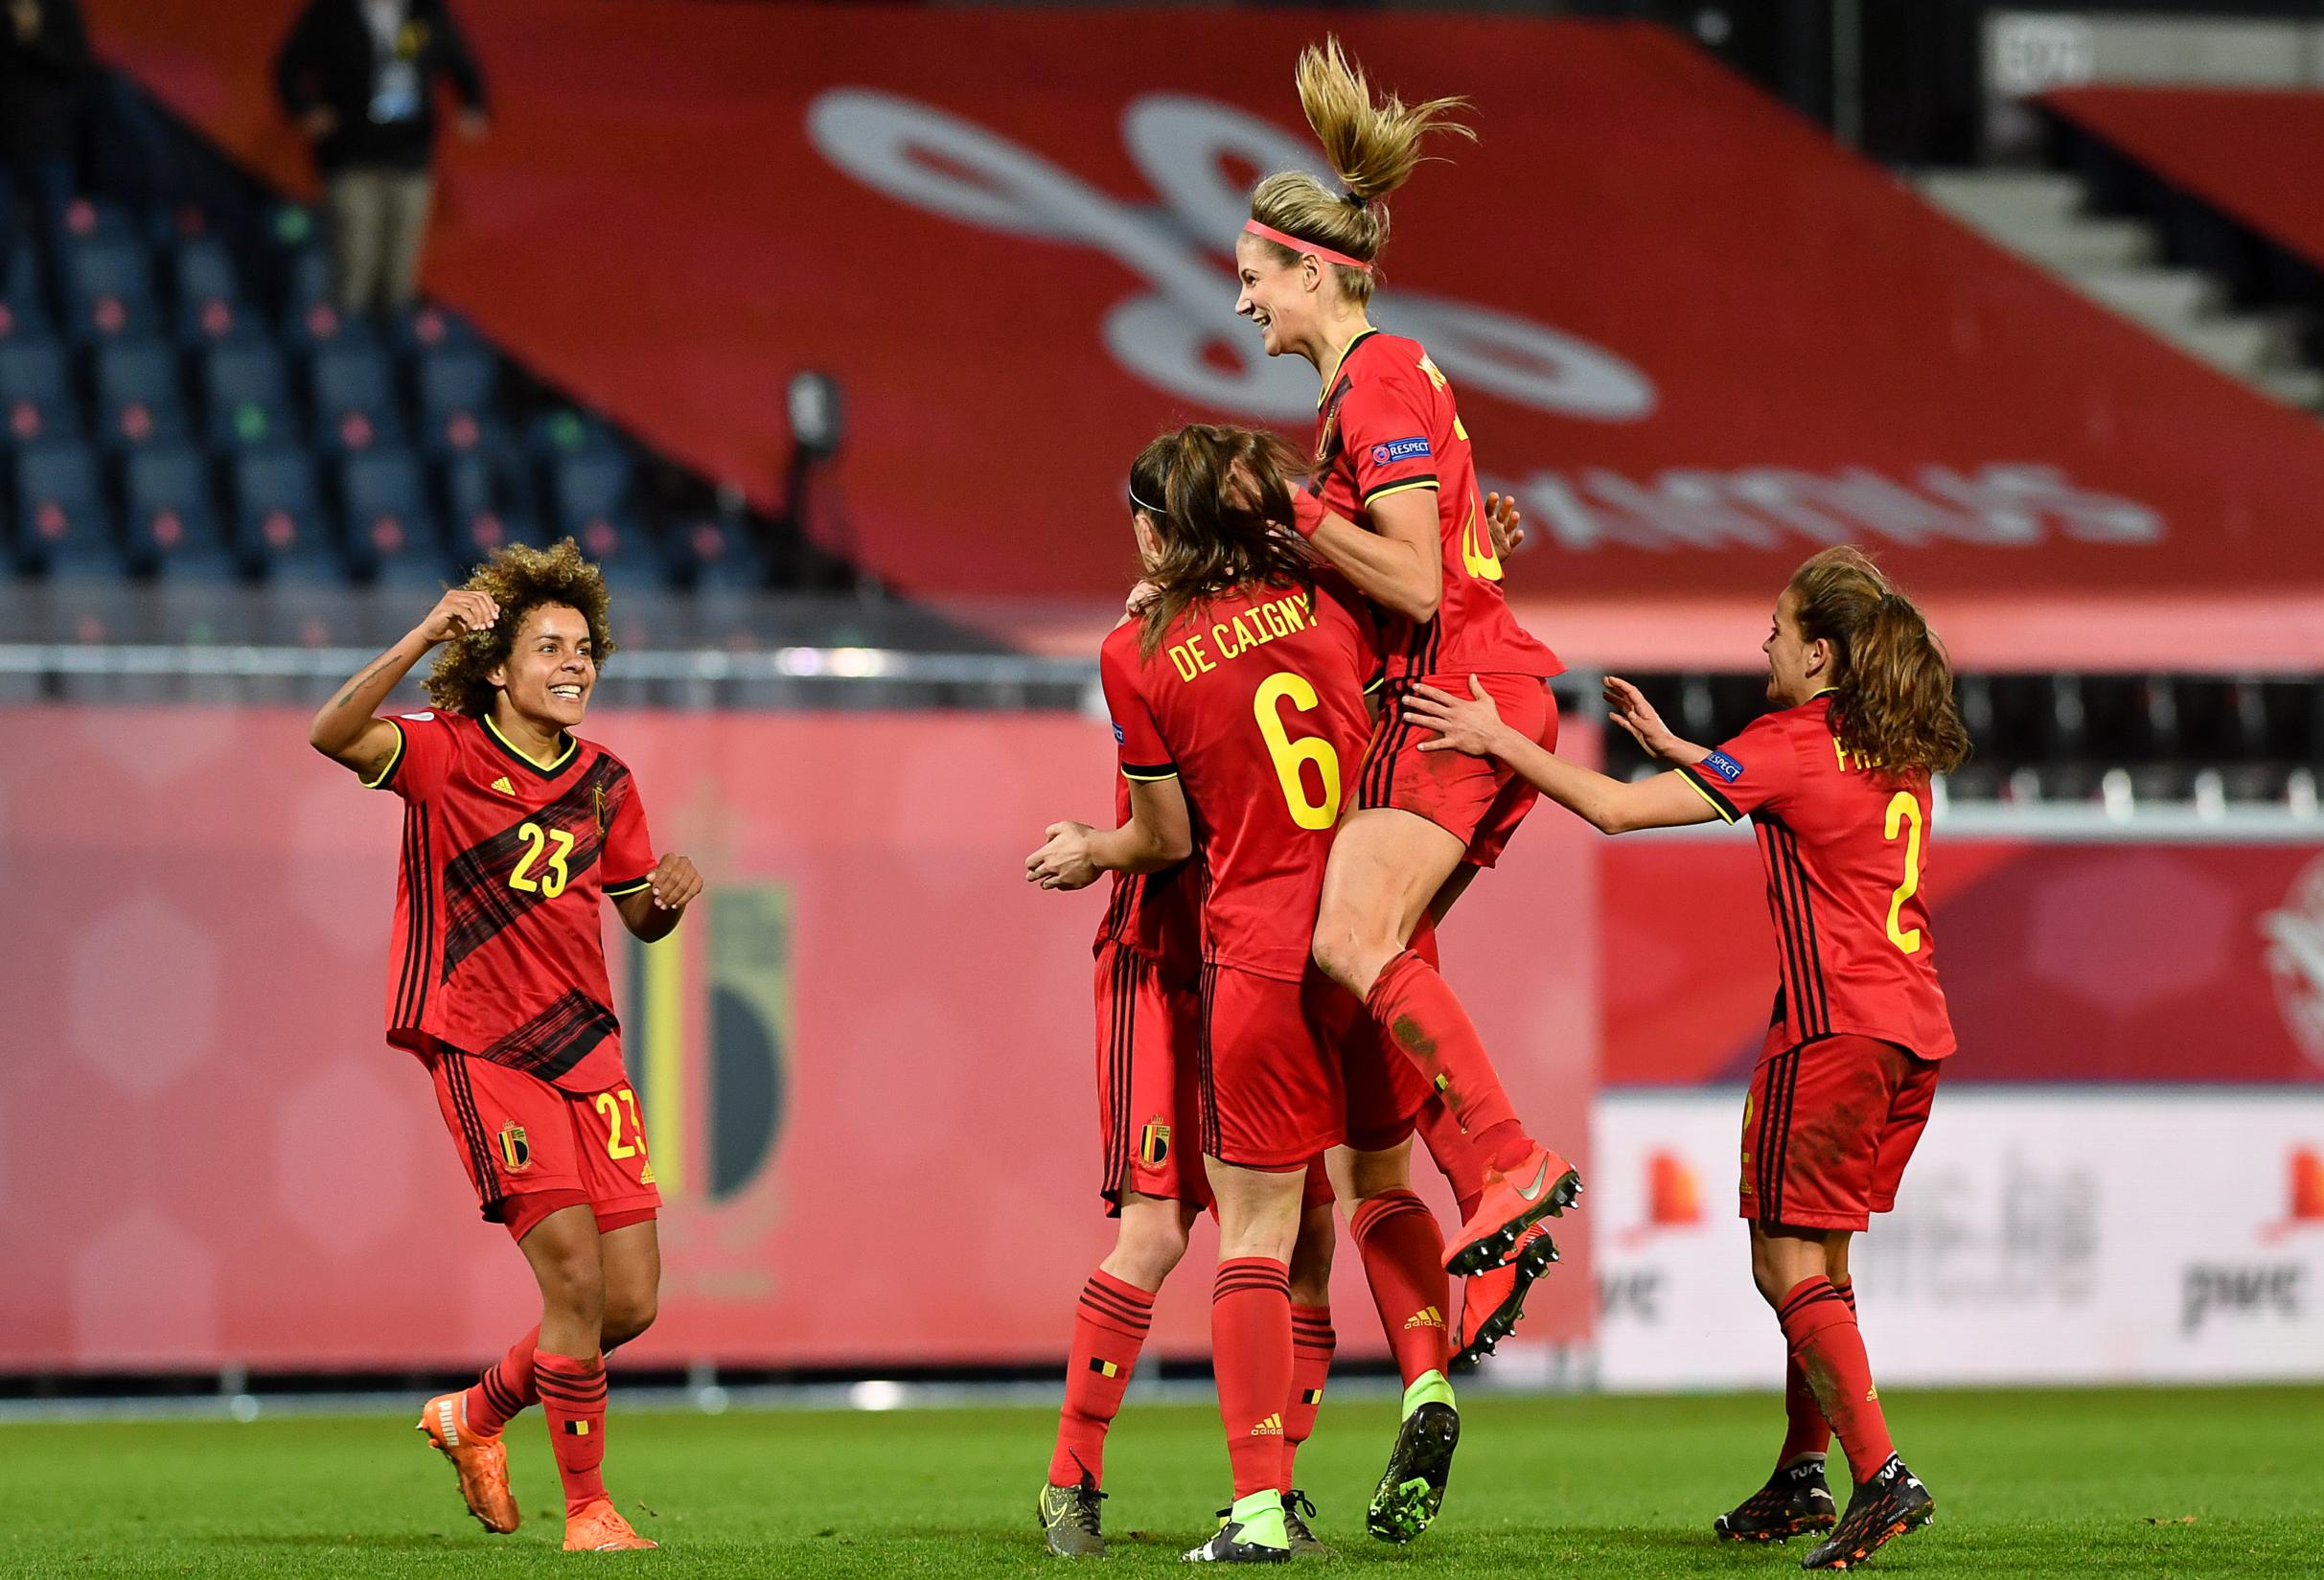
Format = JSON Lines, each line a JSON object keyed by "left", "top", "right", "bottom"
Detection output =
{"left": 336, "top": 447, "right": 444, "bottom": 582}
{"left": 91, "top": 340, "right": 189, "bottom": 447}
{"left": 665, "top": 514, "right": 765, "bottom": 590}
{"left": 308, "top": 342, "right": 403, "bottom": 451}
{"left": 200, "top": 340, "right": 297, "bottom": 449}
{"left": 0, "top": 242, "right": 48, "bottom": 339}
{"left": 440, "top": 449, "right": 540, "bottom": 568}
{"left": 415, "top": 345, "right": 497, "bottom": 451}
{"left": 59, "top": 196, "right": 136, "bottom": 246}
{"left": 58, "top": 238, "right": 158, "bottom": 340}
{"left": 170, "top": 235, "right": 246, "bottom": 345}
{"left": 121, "top": 444, "right": 232, "bottom": 578}
{"left": 281, "top": 298, "right": 379, "bottom": 354}
{"left": 0, "top": 336, "right": 79, "bottom": 444}
{"left": 396, "top": 304, "right": 482, "bottom": 356}
{"left": 227, "top": 447, "right": 336, "bottom": 579}
{"left": 9, "top": 440, "right": 116, "bottom": 575}
{"left": 527, "top": 407, "right": 621, "bottom": 460}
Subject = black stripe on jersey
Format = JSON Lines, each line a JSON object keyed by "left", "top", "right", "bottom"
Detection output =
{"left": 1361, "top": 472, "right": 1438, "bottom": 504}
{"left": 481, "top": 990, "right": 620, "bottom": 1083}
{"left": 1682, "top": 765, "right": 1742, "bottom": 822}
{"left": 439, "top": 756, "right": 627, "bottom": 976}
{"left": 1105, "top": 946, "right": 1138, "bottom": 1193}
{"left": 440, "top": 1052, "right": 505, "bottom": 1222}
{"left": 1120, "top": 762, "right": 1178, "bottom": 783}
{"left": 1756, "top": 822, "right": 1812, "bottom": 1043}
{"left": 1766, "top": 823, "right": 1831, "bottom": 1037}
{"left": 1766, "top": 1046, "right": 1800, "bottom": 1223}
{"left": 395, "top": 807, "right": 437, "bottom": 1026}
{"left": 1195, "top": 962, "right": 1221, "bottom": 1160}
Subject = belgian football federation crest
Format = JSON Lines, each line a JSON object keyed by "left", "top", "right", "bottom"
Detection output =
{"left": 1139, "top": 1118, "right": 1172, "bottom": 1170}
{"left": 497, "top": 1123, "right": 532, "bottom": 1173}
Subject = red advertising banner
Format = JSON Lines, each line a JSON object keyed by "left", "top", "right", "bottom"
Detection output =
{"left": 0, "top": 706, "right": 1597, "bottom": 1371}
{"left": 86, "top": 3, "right": 2324, "bottom": 669}
{"left": 1601, "top": 830, "right": 2324, "bottom": 1087}
{"left": 2046, "top": 87, "right": 2324, "bottom": 272}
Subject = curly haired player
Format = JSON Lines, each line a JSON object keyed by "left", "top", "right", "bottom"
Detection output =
{"left": 309, "top": 538, "right": 700, "bottom": 1553}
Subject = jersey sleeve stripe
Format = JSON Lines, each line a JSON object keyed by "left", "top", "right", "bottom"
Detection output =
{"left": 1677, "top": 766, "right": 1740, "bottom": 823}
{"left": 1120, "top": 763, "right": 1178, "bottom": 783}
{"left": 603, "top": 875, "right": 655, "bottom": 898}
{"left": 1361, "top": 476, "right": 1438, "bottom": 505}
{"left": 362, "top": 720, "right": 407, "bottom": 790}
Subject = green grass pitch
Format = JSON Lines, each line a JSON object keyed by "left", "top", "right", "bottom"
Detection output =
{"left": 7, "top": 1385, "right": 2318, "bottom": 1576}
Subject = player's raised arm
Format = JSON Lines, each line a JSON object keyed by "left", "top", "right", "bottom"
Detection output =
{"left": 1403, "top": 676, "right": 1720, "bottom": 836}
{"left": 1024, "top": 777, "right": 1194, "bottom": 891}
{"left": 308, "top": 588, "right": 501, "bottom": 780}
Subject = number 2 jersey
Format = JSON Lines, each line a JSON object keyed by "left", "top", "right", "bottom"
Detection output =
{"left": 1676, "top": 696, "right": 1957, "bottom": 1062}
{"left": 366, "top": 710, "right": 657, "bottom": 1091}
{"left": 1311, "top": 328, "right": 1562, "bottom": 687}
{"left": 1098, "top": 577, "right": 1374, "bottom": 981}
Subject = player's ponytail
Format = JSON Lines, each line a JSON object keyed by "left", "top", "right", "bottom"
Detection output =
{"left": 1133, "top": 424, "right": 1318, "bottom": 659}
{"left": 1787, "top": 547, "right": 1970, "bottom": 779}
{"left": 1246, "top": 36, "right": 1475, "bottom": 305}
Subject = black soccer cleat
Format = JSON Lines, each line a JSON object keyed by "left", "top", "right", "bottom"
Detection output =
{"left": 1366, "top": 1400, "right": 1460, "bottom": 1544}
{"left": 1038, "top": 1477, "right": 1106, "bottom": 1558}
{"left": 1280, "top": 1490, "right": 1333, "bottom": 1559}
{"left": 1714, "top": 1458, "right": 1838, "bottom": 1543}
{"left": 1800, "top": 1455, "right": 1934, "bottom": 1570}
{"left": 1183, "top": 1501, "right": 1291, "bottom": 1564}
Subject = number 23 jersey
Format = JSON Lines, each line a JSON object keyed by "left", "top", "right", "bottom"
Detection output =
{"left": 1677, "top": 697, "right": 1956, "bottom": 1062}
{"left": 1099, "top": 579, "right": 1374, "bottom": 983}
{"left": 365, "top": 710, "right": 657, "bottom": 1091}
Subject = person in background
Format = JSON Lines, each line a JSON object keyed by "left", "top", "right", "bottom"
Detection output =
{"left": 272, "top": 0, "right": 487, "bottom": 319}
{"left": 0, "top": 0, "right": 89, "bottom": 272}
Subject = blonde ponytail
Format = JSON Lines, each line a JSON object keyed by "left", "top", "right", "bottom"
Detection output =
{"left": 1247, "top": 36, "right": 1474, "bottom": 304}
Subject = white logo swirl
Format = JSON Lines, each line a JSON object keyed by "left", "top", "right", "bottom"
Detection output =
{"left": 808, "top": 89, "right": 1656, "bottom": 424}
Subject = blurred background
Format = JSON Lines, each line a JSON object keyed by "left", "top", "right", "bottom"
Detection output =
{"left": 1, "top": 0, "right": 2319, "bottom": 1412}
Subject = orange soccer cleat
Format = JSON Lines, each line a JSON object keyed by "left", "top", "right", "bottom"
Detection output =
{"left": 1443, "top": 1145, "right": 1581, "bottom": 1276}
{"left": 416, "top": 1390, "right": 520, "bottom": 1534}
{"left": 564, "top": 1500, "right": 659, "bottom": 1551}
{"left": 1450, "top": 1221, "right": 1560, "bottom": 1370}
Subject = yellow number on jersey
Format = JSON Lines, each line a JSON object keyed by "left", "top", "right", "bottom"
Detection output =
{"left": 1254, "top": 672, "right": 1343, "bottom": 831}
{"left": 1459, "top": 498, "right": 1503, "bottom": 583}
{"left": 509, "top": 822, "right": 575, "bottom": 899}
{"left": 1882, "top": 791, "right": 1924, "bottom": 954}
{"left": 595, "top": 1088, "right": 645, "bottom": 1158}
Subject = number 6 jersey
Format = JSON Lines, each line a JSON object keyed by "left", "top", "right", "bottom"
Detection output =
{"left": 1099, "top": 576, "right": 1374, "bottom": 983}
{"left": 1675, "top": 694, "right": 1956, "bottom": 1063}
{"left": 364, "top": 710, "right": 657, "bottom": 1090}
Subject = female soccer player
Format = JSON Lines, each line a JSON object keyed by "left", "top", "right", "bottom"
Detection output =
{"left": 1030, "top": 425, "right": 1464, "bottom": 1558}
{"left": 309, "top": 539, "right": 700, "bottom": 1553}
{"left": 1402, "top": 546, "right": 1967, "bottom": 1570}
{"left": 1231, "top": 38, "right": 1578, "bottom": 1277}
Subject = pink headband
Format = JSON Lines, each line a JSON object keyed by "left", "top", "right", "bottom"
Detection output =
{"left": 1243, "top": 219, "right": 1372, "bottom": 273}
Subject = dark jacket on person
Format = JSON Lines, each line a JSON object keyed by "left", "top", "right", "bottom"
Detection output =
{"left": 0, "top": 0, "right": 90, "bottom": 165}
{"left": 272, "top": 0, "right": 487, "bottom": 175}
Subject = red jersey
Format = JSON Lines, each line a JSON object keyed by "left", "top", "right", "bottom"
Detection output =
{"left": 1677, "top": 696, "right": 1957, "bottom": 1062}
{"left": 1099, "top": 578, "right": 1373, "bottom": 981}
{"left": 366, "top": 710, "right": 657, "bottom": 1091}
{"left": 1093, "top": 775, "right": 1201, "bottom": 989}
{"left": 1312, "top": 329, "right": 1562, "bottom": 685}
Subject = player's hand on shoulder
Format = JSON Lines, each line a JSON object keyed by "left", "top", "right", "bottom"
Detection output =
{"left": 1025, "top": 820, "right": 1100, "bottom": 891}
{"left": 1484, "top": 491, "right": 1526, "bottom": 556}
{"left": 1406, "top": 676, "right": 1507, "bottom": 758}
{"left": 1602, "top": 676, "right": 1681, "bottom": 761}
{"left": 413, "top": 587, "right": 501, "bottom": 646}
{"left": 647, "top": 853, "right": 702, "bottom": 911}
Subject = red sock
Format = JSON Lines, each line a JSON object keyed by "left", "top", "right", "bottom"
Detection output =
{"left": 1415, "top": 1096, "right": 1488, "bottom": 1223}
{"left": 1777, "top": 1282, "right": 1852, "bottom": 1464}
{"left": 1777, "top": 1277, "right": 1893, "bottom": 1481}
{"left": 1047, "top": 1270, "right": 1156, "bottom": 1487}
{"left": 1283, "top": 1304, "right": 1334, "bottom": 1486}
{"left": 463, "top": 1324, "right": 539, "bottom": 1436}
{"left": 1366, "top": 950, "right": 1532, "bottom": 1170}
{"left": 534, "top": 1350, "right": 610, "bottom": 1517}
{"left": 1211, "top": 1257, "right": 1292, "bottom": 1500}
{"left": 1348, "top": 1189, "right": 1451, "bottom": 1387}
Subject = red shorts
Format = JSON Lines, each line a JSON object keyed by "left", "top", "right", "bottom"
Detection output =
{"left": 1740, "top": 1034, "right": 1942, "bottom": 1233}
{"left": 1198, "top": 963, "right": 1430, "bottom": 1170}
{"left": 429, "top": 1049, "right": 661, "bottom": 1243}
{"left": 1357, "top": 673, "right": 1558, "bottom": 867}
{"left": 1094, "top": 940, "right": 1209, "bottom": 1213}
